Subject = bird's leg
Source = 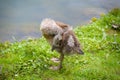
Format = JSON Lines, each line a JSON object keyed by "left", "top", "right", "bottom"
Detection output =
{"left": 58, "top": 53, "right": 64, "bottom": 70}
{"left": 49, "top": 53, "right": 64, "bottom": 70}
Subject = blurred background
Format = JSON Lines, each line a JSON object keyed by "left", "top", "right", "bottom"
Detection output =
{"left": 0, "top": 0, "right": 120, "bottom": 42}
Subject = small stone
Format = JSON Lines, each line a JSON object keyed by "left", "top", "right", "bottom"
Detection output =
{"left": 49, "top": 66, "right": 60, "bottom": 70}
{"left": 51, "top": 58, "right": 60, "bottom": 63}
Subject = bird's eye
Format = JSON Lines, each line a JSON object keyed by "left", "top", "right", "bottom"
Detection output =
{"left": 51, "top": 34, "right": 56, "bottom": 37}
{"left": 58, "top": 40, "right": 62, "bottom": 46}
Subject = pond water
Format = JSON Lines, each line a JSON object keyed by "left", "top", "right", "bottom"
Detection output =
{"left": 0, "top": 0, "right": 120, "bottom": 42}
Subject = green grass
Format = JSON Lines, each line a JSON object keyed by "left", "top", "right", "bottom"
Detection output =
{"left": 0, "top": 8, "right": 120, "bottom": 80}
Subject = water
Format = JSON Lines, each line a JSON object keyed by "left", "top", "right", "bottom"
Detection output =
{"left": 0, "top": 0, "right": 120, "bottom": 42}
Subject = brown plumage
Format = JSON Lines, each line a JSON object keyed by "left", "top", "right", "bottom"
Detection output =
{"left": 52, "top": 29, "right": 84, "bottom": 54}
{"left": 40, "top": 18, "right": 84, "bottom": 70}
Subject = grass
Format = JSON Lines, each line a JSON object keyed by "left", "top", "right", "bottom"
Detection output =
{"left": 0, "top": 8, "right": 120, "bottom": 80}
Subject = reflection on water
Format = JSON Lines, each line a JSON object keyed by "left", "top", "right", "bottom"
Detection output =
{"left": 0, "top": 0, "right": 120, "bottom": 42}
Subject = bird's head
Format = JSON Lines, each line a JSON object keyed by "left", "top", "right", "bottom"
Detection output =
{"left": 51, "top": 33, "right": 63, "bottom": 51}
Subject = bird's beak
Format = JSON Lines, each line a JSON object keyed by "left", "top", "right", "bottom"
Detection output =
{"left": 78, "top": 49, "right": 84, "bottom": 55}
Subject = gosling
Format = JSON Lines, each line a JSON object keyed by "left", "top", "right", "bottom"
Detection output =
{"left": 40, "top": 18, "right": 84, "bottom": 70}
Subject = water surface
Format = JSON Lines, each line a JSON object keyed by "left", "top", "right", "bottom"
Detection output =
{"left": 0, "top": 0, "right": 120, "bottom": 42}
